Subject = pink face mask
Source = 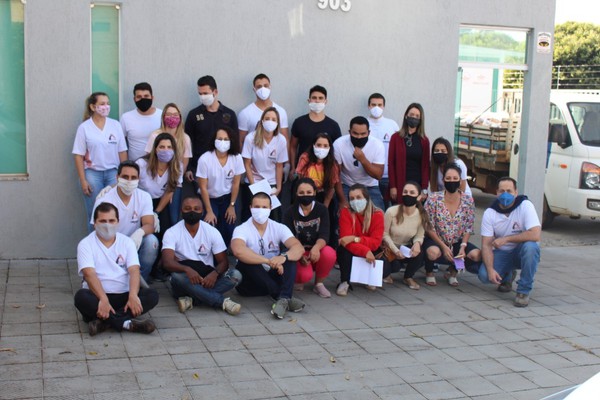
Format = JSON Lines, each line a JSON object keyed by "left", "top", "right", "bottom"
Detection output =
{"left": 164, "top": 115, "right": 180, "bottom": 129}
{"left": 95, "top": 104, "right": 111, "bottom": 117}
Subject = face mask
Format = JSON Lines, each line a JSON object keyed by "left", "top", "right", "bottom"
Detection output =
{"left": 262, "top": 120, "right": 278, "bottom": 133}
{"left": 182, "top": 211, "right": 202, "bottom": 225}
{"left": 498, "top": 192, "right": 515, "bottom": 207}
{"left": 164, "top": 115, "right": 180, "bottom": 129}
{"left": 433, "top": 153, "right": 448, "bottom": 164}
{"left": 215, "top": 139, "right": 231, "bottom": 153}
{"left": 95, "top": 105, "right": 111, "bottom": 118}
{"left": 255, "top": 87, "right": 271, "bottom": 101}
{"left": 370, "top": 106, "right": 383, "bottom": 119}
{"left": 309, "top": 102, "right": 326, "bottom": 113}
{"left": 251, "top": 208, "right": 271, "bottom": 224}
{"left": 351, "top": 135, "right": 369, "bottom": 148}
{"left": 199, "top": 93, "right": 215, "bottom": 107}
{"left": 95, "top": 222, "right": 118, "bottom": 241}
{"left": 157, "top": 149, "right": 174, "bottom": 163}
{"left": 313, "top": 146, "right": 330, "bottom": 160}
{"left": 444, "top": 181, "right": 461, "bottom": 194}
{"left": 297, "top": 195, "right": 315, "bottom": 206}
{"left": 135, "top": 98, "right": 152, "bottom": 112}
{"left": 406, "top": 116, "right": 420, "bottom": 128}
{"left": 350, "top": 199, "right": 367, "bottom": 213}
{"left": 117, "top": 178, "right": 138, "bottom": 196}
{"left": 402, "top": 195, "right": 418, "bottom": 207}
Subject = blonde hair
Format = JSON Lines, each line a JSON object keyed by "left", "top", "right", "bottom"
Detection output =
{"left": 160, "top": 103, "right": 187, "bottom": 162}
{"left": 348, "top": 184, "right": 381, "bottom": 234}
{"left": 254, "top": 106, "right": 280, "bottom": 149}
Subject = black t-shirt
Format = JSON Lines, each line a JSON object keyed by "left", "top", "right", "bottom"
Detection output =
{"left": 291, "top": 114, "right": 341, "bottom": 163}
{"left": 184, "top": 102, "right": 238, "bottom": 172}
{"left": 283, "top": 202, "right": 330, "bottom": 248}
{"left": 405, "top": 133, "right": 423, "bottom": 184}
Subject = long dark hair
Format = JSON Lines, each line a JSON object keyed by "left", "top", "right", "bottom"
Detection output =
{"left": 430, "top": 137, "right": 456, "bottom": 192}
{"left": 299, "top": 132, "right": 337, "bottom": 191}
{"left": 398, "top": 102, "right": 426, "bottom": 138}
{"left": 394, "top": 181, "right": 431, "bottom": 230}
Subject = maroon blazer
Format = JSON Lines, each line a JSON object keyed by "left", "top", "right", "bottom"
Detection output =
{"left": 388, "top": 132, "right": 430, "bottom": 194}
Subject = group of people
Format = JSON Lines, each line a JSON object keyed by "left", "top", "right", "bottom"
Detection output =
{"left": 71, "top": 75, "right": 541, "bottom": 336}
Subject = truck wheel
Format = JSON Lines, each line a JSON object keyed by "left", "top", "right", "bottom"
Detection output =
{"left": 542, "top": 195, "right": 554, "bottom": 229}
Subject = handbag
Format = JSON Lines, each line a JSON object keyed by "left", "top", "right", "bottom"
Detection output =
{"left": 375, "top": 243, "right": 397, "bottom": 262}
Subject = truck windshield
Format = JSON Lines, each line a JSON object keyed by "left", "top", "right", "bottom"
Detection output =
{"left": 568, "top": 102, "right": 600, "bottom": 146}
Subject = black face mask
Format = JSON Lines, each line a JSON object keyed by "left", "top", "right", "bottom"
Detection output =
{"left": 135, "top": 98, "right": 153, "bottom": 112}
{"left": 351, "top": 135, "right": 369, "bottom": 148}
{"left": 182, "top": 211, "right": 202, "bottom": 225}
{"left": 433, "top": 153, "right": 448, "bottom": 164}
{"left": 406, "top": 116, "right": 420, "bottom": 128}
{"left": 297, "top": 195, "right": 315, "bottom": 206}
{"left": 402, "top": 195, "right": 418, "bottom": 207}
{"left": 444, "top": 181, "right": 461, "bottom": 194}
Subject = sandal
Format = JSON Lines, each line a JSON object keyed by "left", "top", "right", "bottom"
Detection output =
{"left": 403, "top": 278, "right": 420, "bottom": 290}
{"left": 383, "top": 275, "right": 394, "bottom": 284}
{"left": 444, "top": 272, "right": 459, "bottom": 287}
{"left": 425, "top": 275, "right": 437, "bottom": 286}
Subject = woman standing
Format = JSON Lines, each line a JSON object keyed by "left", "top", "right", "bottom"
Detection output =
{"left": 423, "top": 164, "right": 481, "bottom": 286}
{"left": 73, "top": 92, "right": 127, "bottom": 227}
{"left": 336, "top": 184, "right": 384, "bottom": 296}
{"left": 429, "top": 137, "right": 471, "bottom": 196}
{"left": 388, "top": 103, "right": 430, "bottom": 203}
{"left": 196, "top": 126, "right": 245, "bottom": 247}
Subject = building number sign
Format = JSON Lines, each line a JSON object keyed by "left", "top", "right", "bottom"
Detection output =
{"left": 317, "top": 0, "right": 351, "bottom": 12}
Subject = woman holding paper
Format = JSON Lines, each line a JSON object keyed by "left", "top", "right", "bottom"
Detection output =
{"left": 382, "top": 181, "right": 430, "bottom": 290}
{"left": 423, "top": 164, "right": 481, "bottom": 287}
{"left": 336, "top": 184, "right": 384, "bottom": 296}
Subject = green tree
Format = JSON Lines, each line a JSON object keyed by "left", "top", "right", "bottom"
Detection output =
{"left": 553, "top": 22, "right": 600, "bottom": 89}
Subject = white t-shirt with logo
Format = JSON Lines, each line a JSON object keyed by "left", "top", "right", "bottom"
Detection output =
{"left": 162, "top": 220, "right": 227, "bottom": 268}
{"left": 135, "top": 158, "right": 183, "bottom": 199}
{"left": 196, "top": 151, "right": 245, "bottom": 198}
{"left": 232, "top": 218, "right": 294, "bottom": 260}
{"left": 481, "top": 199, "right": 540, "bottom": 251}
{"left": 77, "top": 232, "right": 140, "bottom": 294}
{"left": 367, "top": 116, "right": 399, "bottom": 179}
{"left": 238, "top": 102, "right": 289, "bottom": 133}
{"left": 435, "top": 158, "right": 472, "bottom": 196}
{"left": 333, "top": 134, "right": 385, "bottom": 187}
{"left": 91, "top": 187, "right": 154, "bottom": 236}
{"left": 120, "top": 108, "right": 162, "bottom": 161}
{"left": 72, "top": 118, "right": 127, "bottom": 171}
{"left": 241, "top": 132, "right": 288, "bottom": 185}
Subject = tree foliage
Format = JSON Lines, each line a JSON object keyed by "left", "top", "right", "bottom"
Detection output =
{"left": 552, "top": 22, "right": 600, "bottom": 89}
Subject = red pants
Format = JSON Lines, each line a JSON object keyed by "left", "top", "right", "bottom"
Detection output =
{"left": 295, "top": 246, "right": 336, "bottom": 284}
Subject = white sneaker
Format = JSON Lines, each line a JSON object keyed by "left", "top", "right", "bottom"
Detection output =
{"left": 336, "top": 281, "right": 350, "bottom": 296}
{"left": 222, "top": 297, "right": 241, "bottom": 315}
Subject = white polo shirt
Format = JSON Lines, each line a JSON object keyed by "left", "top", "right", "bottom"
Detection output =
{"left": 367, "top": 116, "right": 399, "bottom": 179}
{"left": 135, "top": 158, "right": 183, "bottom": 199}
{"left": 72, "top": 118, "right": 127, "bottom": 171}
{"left": 481, "top": 199, "right": 540, "bottom": 251}
{"left": 232, "top": 218, "right": 294, "bottom": 260}
{"left": 91, "top": 187, "right": 154, "bottom": 236}
{"left": 241, "top": 132, "right": 288, "bottom": 185}
{"left": 196, "top": 151, "right": 245, "bottom": 198}
{"left": 333, "top": 134, "right": 385, "bottom": 187}
{"left": 77, "top": 232, "right": 139, "bottom": 294}
{"left": 238, "top": 102, "right": 289, "bottom": 133}
{"left": 162, "top": 220, "right": 227, "bottom": 268}
{"left": 120, "top": 108, "right": 162, "bottom": 161}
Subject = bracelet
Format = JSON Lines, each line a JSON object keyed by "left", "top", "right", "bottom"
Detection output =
{"left": 460, "top": 243, "right": 468, "bottom": 247}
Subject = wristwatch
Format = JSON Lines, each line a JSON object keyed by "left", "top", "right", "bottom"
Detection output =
{"left": 229, "top": 202, "right": 235, "bottom": 207}
{"left": 280, "top": 252, "right": 288, "bottom": 262}
{"left": 422, "top": 189, "right": 429, "bottom": 195}
{"left": 354, "top": 237, "right": 360, "bottom": 243}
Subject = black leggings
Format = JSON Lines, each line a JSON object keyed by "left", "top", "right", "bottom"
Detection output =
{"left": 422, "top": 238, "right": 480, "bottom": 273}
{"left": 235, "top": 260, "right": 296, "bottom": 300}
{"left": 383, "top": 252, "right": 424, "bottom": 279}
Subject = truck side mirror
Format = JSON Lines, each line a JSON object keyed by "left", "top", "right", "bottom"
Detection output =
{"left": 548, "top": 124, "right": 571, "bottom": 149}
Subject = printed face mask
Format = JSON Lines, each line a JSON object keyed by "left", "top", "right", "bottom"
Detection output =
{"left": 164, "top": 115, "right": 180, "bottom": 129}
{"left": 117, "top": 178, "right": 138, "bottom": 196}
{"left": 251, "top": 207, "right": 271, "bottom": 224}
{"left": 95, "top": 104, "right": 111, "bottom": 117}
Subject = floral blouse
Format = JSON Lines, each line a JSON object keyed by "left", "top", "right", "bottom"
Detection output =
{"left": 424, "top": 191, "right": 475, "bottom": 246}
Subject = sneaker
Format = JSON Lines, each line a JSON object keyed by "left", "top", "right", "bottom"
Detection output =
{"left": 129, "top": 318, "right": 156, "bottom": 334}
{"left": 271, "top": 298, "right": 289, "bottom": 319}
{"left": 88, "top": 319, "right": 109, "bottom": 336}
{"left": 294, "top": 283, "right": 305, "bottom": 291}
{"left": 222, "top": 297, "right": 241, "bottom": 316}
{"left": 498, "top": 270, "right": 517, "bottom": 293}
{"left": 366, "top": 285, "right": 377, "bottom": 291}
{"left": 177, "top": 296, "right": 193, "bottom": 313}
{"left": 288, "top": 297, "right": 305, "bottom": 312}
{"left": 336, "top": 281, "right": 350, "bottom": 296}
{"left": 514, "top": 293, "right": 530, "bottom": 307}
{"left": 313, "top": 283, "right": 331, "bottom": 298}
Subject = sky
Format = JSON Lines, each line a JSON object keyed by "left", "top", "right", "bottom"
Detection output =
{"left": 555, "top": 0, "right": 600, "bottom": 24}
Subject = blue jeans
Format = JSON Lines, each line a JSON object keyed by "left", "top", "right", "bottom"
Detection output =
{"left": 342, "top": 184, "right": 385, "bottom": 211}
{"left": 477, "top": 241, "right": 540, "bottom": 295}
{"left": 169, "top": 187, "right": 182, "bottom": 224}
{"left": 170, "top": 269, "right": 242, "bottom": 308}
{"left": 210, "top": 194, "right": 236, "bottom": 247}
{"left": 138, "top": 234, "right": 159, "bottom": 281}
{"left": 83, "top": 168, "right": 117, "bottom": 230}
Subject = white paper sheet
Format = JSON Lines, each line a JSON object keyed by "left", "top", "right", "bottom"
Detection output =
{"left": 399, "top": 245, "right": 412, "bottom": 258}
{"left": 249, "top": 180, "right": 281, "bottom": 210}
{"left": 350, "top": 256, "right": 383, "bottom": 287}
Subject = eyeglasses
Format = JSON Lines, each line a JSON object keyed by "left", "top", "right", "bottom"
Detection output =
{"left": 259, "top": 238, "right": 265, "bottom": 256}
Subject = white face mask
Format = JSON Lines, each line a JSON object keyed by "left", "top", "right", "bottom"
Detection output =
{"left": 95, "top": 222, "right": 118, "bottom": 241}
{"left": 117, "top": 178, "right": 138, "bottom": 196}
{"left": 199, "top": 93, "right": 215, "bottom": 107}
{"left": 309, "top": 102, "right": 326, "bottom": 113}
{"left": 262, "top": 120, "right": 278, "bottom": 133}
{"left": 215, "top": 139, "right": 231, "bottom": 153}
{"left": 251, "top": 207, "right": 271, "bottom": 224}
{"left": 370, "top": 106, "right": 384, "bottom": 119}
{"left": 255, "top": 87, "right": 271, "bottom": 101}
{"left": 313, "top": 146, "right": 330, "bottom": 160}
{"left": 350, "top": 198, "right": 368, "bottom": 213}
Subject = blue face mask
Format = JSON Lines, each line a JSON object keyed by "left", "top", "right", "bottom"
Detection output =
{"left": 498, "top": 192, "right": 515, "bottom": 207}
